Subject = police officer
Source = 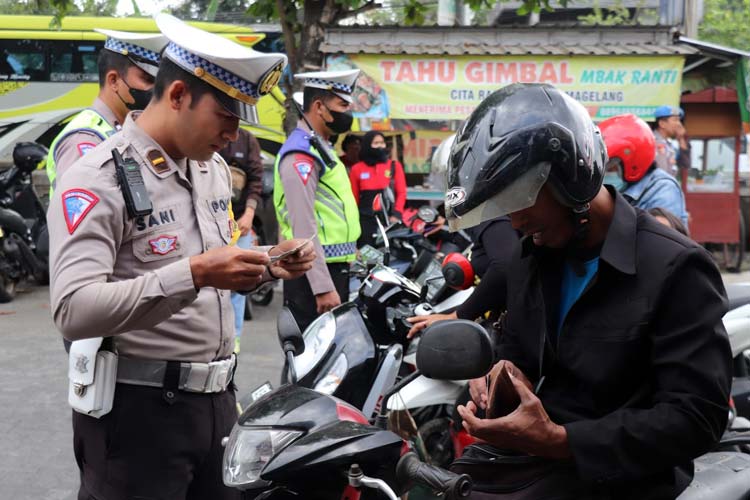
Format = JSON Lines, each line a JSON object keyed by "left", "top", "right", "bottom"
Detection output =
{"left": 652, "top": 105, "right": 690, "bottom": 178}
{"left": 274, "top": 69, "right": 361, "bottom": 331}
{"left": 46, "top": 29, "right": 167, "bottom": 197}
{"left": 49, "top": 14, "right": 314, "bottom": 499}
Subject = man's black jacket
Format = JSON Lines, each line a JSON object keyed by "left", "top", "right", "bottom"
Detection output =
{"left": 499, "top": 189, "right": 732, "bottom": 496}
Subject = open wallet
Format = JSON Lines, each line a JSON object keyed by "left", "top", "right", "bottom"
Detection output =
{"left": 486, "top": 364, "right": 522, "bottom": 419}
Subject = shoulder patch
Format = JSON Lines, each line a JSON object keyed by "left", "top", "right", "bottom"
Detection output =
{"left": 294, "top": 156, "right": 315, "bottom": 185}
{"left": 62, "top": 189, "right": 99, "bottom": 235}
{"left": 77, "top": 142, "right": 97, "bottom": 157}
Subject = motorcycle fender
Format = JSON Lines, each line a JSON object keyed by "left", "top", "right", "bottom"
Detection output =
{"left": 722, "top": 313, "right": 750, "bottom": 358}
{"left": 387, "top": 376, "right": 465, "bottom": 411}
{"left": 361, "top": 344, "right": 402, "bottom": 419}
{"left": 431, "top": 288, "right": 474, "bottom": 314}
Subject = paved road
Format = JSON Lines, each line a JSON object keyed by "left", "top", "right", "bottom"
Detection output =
{"left": 3, "top": 270, "right": 750, "bottom": 499}
{"left": 0, "top": 285, "right": 284, "bottom": 500}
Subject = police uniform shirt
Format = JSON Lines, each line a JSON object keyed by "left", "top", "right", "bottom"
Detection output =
{"left": 653, "top": 129, "right": 678, "bottom": 178}
{"left": 54, "top": 98, "right": 120, "bottom": 183}
{"left": 49, "top": 112, "right": 237, "bottom": 362}
{"left": 277, "top": 121, "right": 336, "bottom": 296}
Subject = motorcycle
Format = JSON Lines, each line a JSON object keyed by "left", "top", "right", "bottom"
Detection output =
{"left": 0, "top": 142, "right": 49, "bottom": 302}
{"left": 222, "top": 314, "right": 493, "bottom": 499}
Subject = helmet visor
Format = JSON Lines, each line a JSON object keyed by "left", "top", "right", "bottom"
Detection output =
{"left": 447, "top": 161, "right": 551, "bottom": 231}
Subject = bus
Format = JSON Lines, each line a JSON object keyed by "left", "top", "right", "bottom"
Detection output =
{"left": 0, "top": 15, "right": 287, "bottom": 167}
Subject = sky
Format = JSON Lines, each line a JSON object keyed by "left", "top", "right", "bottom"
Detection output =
{"left": 116, "top": 0, "right": 181, "bottom": 17}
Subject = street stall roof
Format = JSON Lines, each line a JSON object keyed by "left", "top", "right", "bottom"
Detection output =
{"left": 322, "top": 25, "right": 698, "bottom": 56}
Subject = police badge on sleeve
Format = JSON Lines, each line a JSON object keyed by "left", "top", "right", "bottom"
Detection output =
{"left": 62, "top": 189, "right": 100, "bottom": 234}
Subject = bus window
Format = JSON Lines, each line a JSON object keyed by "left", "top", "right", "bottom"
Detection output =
{"left": 50, "top": 41, "right": 101, "bottom": 83}
{"left": 0, "top": 40, "right": 46, "bottom": 81}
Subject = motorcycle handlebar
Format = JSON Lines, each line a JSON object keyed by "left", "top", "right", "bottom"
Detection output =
{"left": 396, "top": 452, "right": 472, "bottom": 499}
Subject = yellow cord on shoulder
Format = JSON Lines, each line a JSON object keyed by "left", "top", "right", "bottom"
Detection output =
{"left": 228, "top": 201, "right": 241, "bottom": 246}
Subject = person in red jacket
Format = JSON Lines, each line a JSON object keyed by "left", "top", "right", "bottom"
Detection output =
{"left": 349, "top": 130, "right": 407, "bottom": 246}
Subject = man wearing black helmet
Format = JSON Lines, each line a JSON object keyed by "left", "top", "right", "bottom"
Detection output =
{"left": 447, "top": 83, "right": 731, "bottom": 499}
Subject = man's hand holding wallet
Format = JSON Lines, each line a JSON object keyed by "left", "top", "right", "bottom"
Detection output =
{"left": 457, "top": 360, "right": 572, "bottom": 459}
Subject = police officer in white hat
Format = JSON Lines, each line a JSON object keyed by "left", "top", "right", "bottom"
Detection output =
{"left": 46, "top": 29, "right": 168, "bottom": 197}
{"left": 48, "top": 14, "right": 315, "bottom": 499}
{"left": 273, "top": 69, "right": 362, "bottom": 332}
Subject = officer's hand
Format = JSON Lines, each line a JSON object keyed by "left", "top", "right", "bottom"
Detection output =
{"left": 268, "top": 239, "right": 316, "bottom": 280}
{"left": 190, "top": 246, "right": 269, "bottom": 290}
{"left": 237, "top": 209, "right": 255, "bottom": 236}
{"left": 406, "top": 312, "right": 458, "bottom": 339}
{"left": 424, "top": 216, "right": 445, "bottom": 237}
{"left": 316, "top": 290, "right": 341, "bottom": 314}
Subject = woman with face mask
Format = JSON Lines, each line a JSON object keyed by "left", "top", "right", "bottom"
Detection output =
{"left": 349, "top": 130, "right": 408, "bottom": 247}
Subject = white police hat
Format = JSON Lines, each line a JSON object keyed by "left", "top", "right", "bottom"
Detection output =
{"left": 295, "top": 69, "right": 360, "bottom": 103}
{"left": 155, "top": 13, "right": 287, "bottom": 120}
{"left": 94, "top": 29, "right": 168, "bottom": 78}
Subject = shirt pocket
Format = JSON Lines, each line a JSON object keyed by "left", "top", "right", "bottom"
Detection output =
{"left": 203, "top": 194, "right": 233, "bottom": 247}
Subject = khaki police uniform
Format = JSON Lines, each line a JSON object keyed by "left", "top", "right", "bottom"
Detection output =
{"left": 52, "top": 98, "right": 120, "bottom": 187}
{"left": 48, "top": 13, "right": 287, "bottom": 499}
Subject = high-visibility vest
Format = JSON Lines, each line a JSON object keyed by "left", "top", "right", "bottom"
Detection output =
{"left": 46, "top": 109, "right": 115, "bottom": 198}
{"left": 274, "top": 128, "right": 360, "bottom": 263}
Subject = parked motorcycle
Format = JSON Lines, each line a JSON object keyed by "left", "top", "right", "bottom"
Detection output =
{"left": 222, "top": 313, "right": 492, "bottom": 499}
{"left": 0, "top": 142, "right": 49, "bottom": 302}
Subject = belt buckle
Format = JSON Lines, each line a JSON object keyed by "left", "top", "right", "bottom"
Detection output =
{"left": 206, "top": 357, "right": 234, "bottom": 393}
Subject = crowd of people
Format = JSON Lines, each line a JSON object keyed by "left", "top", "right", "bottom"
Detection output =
{"left": 44, "top": 13, "right": 731, "bottom": 499}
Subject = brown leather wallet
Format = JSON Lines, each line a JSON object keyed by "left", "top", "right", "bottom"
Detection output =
{"left": 486, "top": 365, "right": 521, "bottom": 419}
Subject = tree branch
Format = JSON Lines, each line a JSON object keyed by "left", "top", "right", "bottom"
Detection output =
{"left": 338, "top": 0, "right": 381, "bottom": 20}
{"left": 276, "top": 0, "right": 298, "bottom": 72}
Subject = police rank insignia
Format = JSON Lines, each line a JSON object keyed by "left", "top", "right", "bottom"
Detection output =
{"left": 148, "top": 235, "right": 178, "bottom": 255}
{"left": 147, "top": 149, "right": 170, "bottom": 174}
{"left": 62, "top": 189, "right": 99, "bottom": 235}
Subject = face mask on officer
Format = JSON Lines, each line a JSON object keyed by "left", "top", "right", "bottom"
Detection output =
{"left": 322, "top": 104, "right": 354, "bottom": 134}
{"left": 117, "top": 76, "right": 154, "bottom": 111}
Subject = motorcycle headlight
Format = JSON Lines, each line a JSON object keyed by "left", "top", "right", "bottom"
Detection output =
{"left": 223, "top": 426, "right": 302, "bottom": 489}
{"left": 314, "top": 352, "right": 348, "bottom": 395}
{"left": 294, "top": 311, "right": 336, "bottom": 379}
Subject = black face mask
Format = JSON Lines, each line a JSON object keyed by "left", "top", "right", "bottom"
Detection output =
{"left": 323, "top": 105, "right": 354, "bottom": 134}
{"left": 373, "top": 147, "right": 390, "bottom": 163}
{"left": 119, "top": 78, "right": 153, "bottom": 111}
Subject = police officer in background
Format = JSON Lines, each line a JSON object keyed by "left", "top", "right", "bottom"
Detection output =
{"left": 219, "top": 127, "right": 264, "bottom": 353}
{"left": 46, "top": 29, "right": 167, "bottom": 197}
{"left": 49, "top": 14, "right": 314, "bottom": 499}
{"left": 652, "top": 105, "right": 690, "bottom": 177}
{"left": 274, "top": 70, "right": 361, "bottom": 331}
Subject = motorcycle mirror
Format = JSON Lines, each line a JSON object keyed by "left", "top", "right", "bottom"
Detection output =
{"left": 416, "top": 320, "right": 494, "bottom": 380}
{"left": 442, "top": 253, "right": 475, "bottom": 290}
{"left": 277, "top": 307, "right": 305, "bottom": 356}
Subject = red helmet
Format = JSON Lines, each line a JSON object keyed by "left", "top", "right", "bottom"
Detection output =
{"left": 598, "top": 114, "right": 655, "bottom": 183}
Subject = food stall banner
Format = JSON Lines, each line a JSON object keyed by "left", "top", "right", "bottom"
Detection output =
{"left": 737, "top": 57, "right": 750, "bottom": 132}
{"left": 327, "top": 54, "right": 684, "bottom": 121}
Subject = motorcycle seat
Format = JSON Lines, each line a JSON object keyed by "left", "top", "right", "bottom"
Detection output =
{"left": 725, "top": 284, "right": 750, "bottom": 311}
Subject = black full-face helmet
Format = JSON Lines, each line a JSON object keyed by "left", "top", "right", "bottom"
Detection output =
{"left": 445, "top": 83, "right": 606, "bottom": 231}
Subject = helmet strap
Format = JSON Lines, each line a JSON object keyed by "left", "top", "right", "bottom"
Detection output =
{"left": 570, "top": 203, "right": 591, "bottom": 246}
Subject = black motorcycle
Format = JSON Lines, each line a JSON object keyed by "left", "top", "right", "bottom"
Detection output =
{"left": 0, "top": 142, "right": 49, "bottom": 302}
{"left": 222, "top": 315, "right": 489, "bottom": 499}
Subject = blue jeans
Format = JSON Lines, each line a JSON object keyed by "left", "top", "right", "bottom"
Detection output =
{"left": 231, "top": 231, "right": 255, "bottom": 339}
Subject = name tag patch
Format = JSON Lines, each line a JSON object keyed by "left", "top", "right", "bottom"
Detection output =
{"left": 360, "top": 172, "right": 370, "bottom": 180}
{"left": 148, "top": 235, "right": 178, "bottom": 255}
{"left": 62, "top": 189, "right": 99, "bottom": 234}
{"left": 136, "top": 207, "right": 177, "bottom": 232}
